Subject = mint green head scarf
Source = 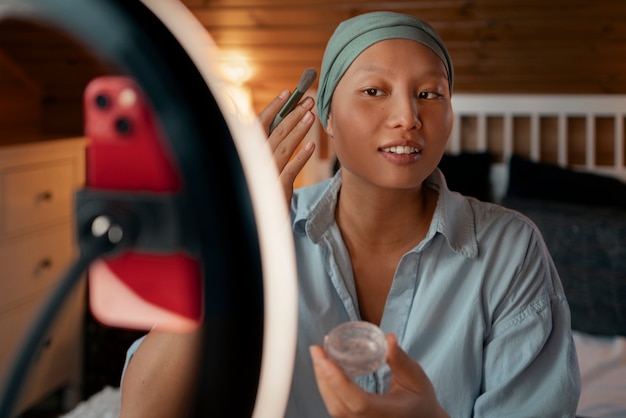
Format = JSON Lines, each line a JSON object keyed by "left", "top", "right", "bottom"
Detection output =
{"left": 317, "top": 11, "right": 454, "bottom": 130}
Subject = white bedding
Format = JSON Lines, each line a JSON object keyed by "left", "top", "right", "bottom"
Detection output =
{"left": 61, "top": 332, "right": 626, "bottom": 418}
{"left": 60, "top": 385, "right": 120, "bottom": 418}
{"left": 574, "top": 331, "right": 626, "bottom": 418}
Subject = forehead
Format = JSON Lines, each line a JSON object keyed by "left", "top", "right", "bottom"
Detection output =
{"left": 346, "top": 39, "right": 448, "bottom": 77}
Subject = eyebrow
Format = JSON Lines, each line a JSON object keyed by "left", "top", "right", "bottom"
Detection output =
{"left": 354, "top": 64, "right": 392, "bottom": 76}
{"left": 355, "top": 64, "right": 448, "bottom": 81}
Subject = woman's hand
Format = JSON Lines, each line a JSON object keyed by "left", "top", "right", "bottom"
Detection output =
{"left": 258, "top": 89, "right": 317, "bottom": 204}
{"left": 309, "top": 334, "right": 450, "bottom": 418}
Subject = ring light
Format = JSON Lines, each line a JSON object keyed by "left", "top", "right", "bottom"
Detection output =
{"left": 0, "top": 1, "right": 297, "bottom": 416}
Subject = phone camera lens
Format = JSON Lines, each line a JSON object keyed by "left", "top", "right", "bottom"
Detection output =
{"left": 115, "top": 117, "right": 132, "bottom": 135}
{"left": 95, "top": 94, "right": 109, "bottom": 109}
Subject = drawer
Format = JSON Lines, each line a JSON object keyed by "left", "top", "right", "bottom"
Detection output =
{"left": 2, "top": 160, "right": 74, "bottom": 234}
{"left": 0, "top": 283, "right": 85, "bottom": 415}
{"left": 0, "top": 295, "right": 44, "bottom": 400}
{"left": 0, "top": 225, "right": 74, "bottom": 311}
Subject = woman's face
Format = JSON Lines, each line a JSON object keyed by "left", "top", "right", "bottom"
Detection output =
{"left": 327, "top": 38, "right": 452, "bottom": 191}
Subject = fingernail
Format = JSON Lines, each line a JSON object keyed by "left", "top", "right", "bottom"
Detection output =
{"left": 300, "top": 111, "right": 313, "bottom": 123}
{"left": 300, "top": 97, "right": 314, "bottom": 108}
{"left": 278, "top": 89, "right": 289, "bottom": 99}
{"left": 304, "top": 141, "right": 315, "bottom": 152}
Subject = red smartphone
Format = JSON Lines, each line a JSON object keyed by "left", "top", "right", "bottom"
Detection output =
{"left": 83, "top": 76, "right": 202, "bottom": 333}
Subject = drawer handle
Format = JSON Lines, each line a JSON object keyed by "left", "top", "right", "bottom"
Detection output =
{"left": 34, "top": 258, "right": 53, "bottom": 277}
{"left": 34, "top": 337, "right": 52, "bottom": 362}
{"left": 36, "top": 191, "right": 53, "bottom": 202}
{"left": 39, "top": 258, "right": 53, "bottom": 269}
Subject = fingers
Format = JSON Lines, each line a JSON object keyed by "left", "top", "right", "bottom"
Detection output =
{"left": 385, "top": 335, "right": 450, "bottom": 418}
{"left": 310, "top": 345, "right": 371, "bottom": 417}
{"left": 279, "top": 139, "right": 315, "bottom": 203}
{"left": 386, "top": 334, "right": 423, "bottom": 391}
{"left": 258, "top": 89, "right": 317, "bottom": 205}
{"left": 280, "top": 140, "right": 315, "bottom": 184}
{"left": 311, "top": 337, "right": 448, "bottom": 418}
{"left": 269, "top": 96, "right": 315, "bottom": 161}
{"left": 386, "top": 334, "right": 433, "bottom": 395}
{"left": 269, "top": 95, "right": 316, "bottom": 203}
{"left": 258, "top": 89, "right": 290, "bottom": 130}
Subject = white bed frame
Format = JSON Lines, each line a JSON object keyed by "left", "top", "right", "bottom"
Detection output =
{"left": 448, "top": 94, "right": 626, "bottom": 201}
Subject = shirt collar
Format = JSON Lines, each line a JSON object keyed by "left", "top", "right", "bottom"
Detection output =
{"left": 426, "top": 169, "right": 479, "bottom": 258}
{"left": 293, "top": 168, "right": 478, "bottom": 259}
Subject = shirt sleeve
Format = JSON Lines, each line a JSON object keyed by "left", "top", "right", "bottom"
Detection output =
{"left": 474, "top": 230, "right": 581, "bottom": 417}
{"left": 119, "top": 335, "right": 147, "bottom": 386}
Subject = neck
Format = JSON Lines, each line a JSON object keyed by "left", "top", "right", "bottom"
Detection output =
{"left": 335, "top": 176, "right": 436, "bottom": 250}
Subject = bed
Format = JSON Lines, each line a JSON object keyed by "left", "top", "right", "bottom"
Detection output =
{"left": 62, "top": 94, "right": 626, "bottom": 417}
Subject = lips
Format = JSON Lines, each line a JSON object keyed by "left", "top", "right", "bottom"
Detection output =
{"left": 380, "top": 145, "right": 419, "bottom": 155}
{"left": 378, "top": 138, "right": 424, "bottom": 166}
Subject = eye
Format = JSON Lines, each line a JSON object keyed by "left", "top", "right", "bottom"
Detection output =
{"left": 419, "top": 91, "right": 439, "bottom": 99}
{"left": 364, "top": 88, "right": 382, "bottom": 97}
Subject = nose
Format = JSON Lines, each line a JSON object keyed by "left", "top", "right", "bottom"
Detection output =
{"left": 387, "top": 92, "right": 421, "bottom": 130}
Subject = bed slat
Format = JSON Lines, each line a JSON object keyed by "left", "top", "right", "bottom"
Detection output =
{"left": 586, "top": 115, "right": 596, "bottom": 169}
{"left": 449, "top": 94, "right": 626, "bottom": 182}
{"left": 558, "top": 113, "right": 568, "bottom": 167}
{"left": 615, "top": 115, "right": 624, "bottom": 170}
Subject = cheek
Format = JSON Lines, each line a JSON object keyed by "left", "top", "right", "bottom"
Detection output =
{"left": 442, "top": 106, "right": 453, "bottom": 130}
{"left": 327, "top": 115, "right": 364, "bottom": 172}
{"left": 424, "top": 107, "right": 453, "bottom": 140}
{"left": 332, "top": 102, "right": 380, "bottom": 134}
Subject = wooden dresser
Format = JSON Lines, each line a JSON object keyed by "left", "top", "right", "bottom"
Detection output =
{"left": 0, "top": 137, "right": 86, "bottom": 415}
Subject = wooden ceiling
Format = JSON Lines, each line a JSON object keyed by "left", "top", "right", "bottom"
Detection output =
{"left": 184, "top": 0, "right": 626, "bottom": 112}
{"left": 1, "top": 0, "right": 626, "bottom": 137}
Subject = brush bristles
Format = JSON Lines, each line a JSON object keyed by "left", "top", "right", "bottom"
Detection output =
{"left": 297, "top": 68, "right": 317, "bottom": 93}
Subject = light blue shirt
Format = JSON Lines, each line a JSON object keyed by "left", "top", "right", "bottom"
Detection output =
{"left": 122, "top": 168, "right": 580, "bottom": 417}
{"left": 285, "top": 169, "right": 580, "bottom": 418}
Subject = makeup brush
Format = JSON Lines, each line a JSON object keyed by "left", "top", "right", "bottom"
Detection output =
{"left": 269, "top": 68, "right": 318, "bottom": 133}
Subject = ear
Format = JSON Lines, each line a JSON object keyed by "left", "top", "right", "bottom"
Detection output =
{"left": 326, "top": 113, "right": 334, "bottom": 138}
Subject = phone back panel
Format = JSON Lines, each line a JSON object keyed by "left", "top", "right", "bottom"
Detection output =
{"left": 83, "top": 76, "right": 202, "bottom": 332}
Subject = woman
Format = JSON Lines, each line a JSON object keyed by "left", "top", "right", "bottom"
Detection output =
{"left": 121, "top": 11, "right": 580, "bottom": 417}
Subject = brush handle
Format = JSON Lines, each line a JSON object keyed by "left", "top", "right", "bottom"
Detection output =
{"left": 269, "top": 89, "right": 305, "bottom": 133}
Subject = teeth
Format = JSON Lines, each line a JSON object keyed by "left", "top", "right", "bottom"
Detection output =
{"left": 381, "top": 146, "right": 418, "bottom": 154}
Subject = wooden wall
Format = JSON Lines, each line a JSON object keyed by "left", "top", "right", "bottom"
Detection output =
{"left": 1, "top": 0, "right": 626, "bottom": 138}
{"left": 0, "top": 50, "right": 40, "bottom": 138}
{"left": 0, "top": 18, "right": 112, "bottom": 141}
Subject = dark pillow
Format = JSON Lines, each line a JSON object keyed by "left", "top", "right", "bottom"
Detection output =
{"left": 506, "top": 154, "right": 626, "bottom": 209}
{"left": 438, "top": 152, "right": 492, "bottom": 201}
{"left": 503, "top": 197, "right": 626, "bottom": 336}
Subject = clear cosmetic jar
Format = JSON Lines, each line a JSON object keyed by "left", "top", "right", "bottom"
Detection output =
{"left": 324, "top": 321, "right": 387, "bottom": 377}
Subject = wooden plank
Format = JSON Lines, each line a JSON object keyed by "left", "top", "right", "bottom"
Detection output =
{"left": 40, "top": 99, "right": 83, "bottom": 136}
{"left": 191, "top": 4, "right": 495, "bottom": 28}
{"left": 186, "top": 0, "right": 626, "bottom": 21}
{"left": 0, "top": 57, "right": 41, "bottom": 130}
{"left": 214, "top": 46, "right": 324, "bottom": 63}
{"left": 196, "top": 16, "right": 626, "bottom": 52}
{"left": 0, "top": 99, "right": 40, "bottom": 127}
{"left": 210, "top": 40, "right": 626, "bottom": 62}
{"left": 190, "top": 2, "right": 626, "bottom": 29}
{"left": 180, "top": 0, "right": 206, "bottom": 7}
{"left": 185, "top": 0, "right": 466, "bottom": 10}
{"left": 0, "top": 51, "right": 41, "bottom": 97}
{"left": 448, "top": 42, "right": 626, "bottom": 57}
{"left": 207, "top": 27, "right": 334, "bottom": 46}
